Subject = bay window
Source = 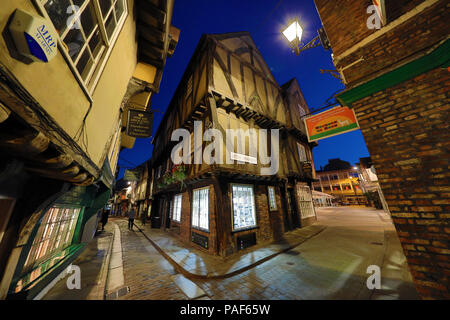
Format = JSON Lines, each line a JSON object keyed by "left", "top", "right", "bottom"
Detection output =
{"left": 38, "top": 0, "right": 127, "bottom": 87}
{"left": 192, "top": 187, "right": 209, "bottom": 231}
{"left": 23, "top": 206, "right": 81, "bottom": 273}
{"left": 172, "top": 194, "right": 182, "bottom": 223}
{"left": 267, "top": 186, "right": 277, "bottom": 211}
{"left": 232, "top": 184, "right": 257, "bottom": 231}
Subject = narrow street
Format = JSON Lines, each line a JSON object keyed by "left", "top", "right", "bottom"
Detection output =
{"left": 44, "top": 207, "right": 418, "bottom": 300}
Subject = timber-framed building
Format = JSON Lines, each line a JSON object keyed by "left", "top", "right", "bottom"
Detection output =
{"left": 150, "top": 32, "right": 317, "bottom": 256}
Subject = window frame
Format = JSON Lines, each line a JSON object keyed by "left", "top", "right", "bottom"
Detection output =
{"left": 171, "top": 194, "right": 182, "bottom": 223}
{"left": 267, "top": 186, "right": 277, "bottom": 211}
{"left": 231, "top": 184, "right": 258, "bottom": 232}
{"left": 191, "top": 187, "right": 210, "bottom": 232}
{"left": 22, "top": 206, "right": 82, "bottom": 273}
{"left": 35, "top": 0, "right": 129, "bottom": 99}
{"left": 297, "top": 142, "right": 308, "bottom": 163}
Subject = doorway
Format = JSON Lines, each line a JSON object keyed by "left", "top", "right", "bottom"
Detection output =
{"left": 288, "top": 188, "right": 301, "bottom": 228}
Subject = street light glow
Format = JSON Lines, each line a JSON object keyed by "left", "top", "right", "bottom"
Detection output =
{"left": 282, "top": 19, "right": 303, "bottom": 43}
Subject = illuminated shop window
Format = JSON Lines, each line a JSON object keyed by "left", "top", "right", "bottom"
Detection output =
{"left": 40, "top": 0, "right": 127, "bottom": 85}
{"left": 23, "top": 206, "right": 81, "bottom": 274}
{"left": 267, "top": 186, "right": 277, "bottom": 211}
{"left": 192, "top": 187, "right": 209, "bottom": 231}
{"left": 172, "top": 194, "right": 182, "bottom": 223}
{"left": 232, "top": 185, "right": 257, "bottom": 231}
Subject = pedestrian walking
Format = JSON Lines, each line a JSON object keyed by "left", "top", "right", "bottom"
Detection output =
{"left": 101, "top": 207, "right": 109, "bottom": 231}
{"left": 128, "top": 205, "right": 136, "bottom": 230}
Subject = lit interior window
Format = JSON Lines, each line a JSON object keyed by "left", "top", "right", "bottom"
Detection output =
{"left": 192, "top": 188, "right": 209, "bottom": 231}
{"left": 232, "top": 185, "right": 257, "bottom": 230}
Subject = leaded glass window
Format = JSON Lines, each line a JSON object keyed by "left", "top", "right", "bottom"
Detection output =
{"left": 192, "top": 188, "right": 209, "bottom": 231}
{"left": 23, "top": 206, "right": 81, "bottom": 273}
{"left": 232, "top": 185, "right": 257, "bottom": 231}
{"left": 172, "top": 194, "right": 182, "bottom": 223}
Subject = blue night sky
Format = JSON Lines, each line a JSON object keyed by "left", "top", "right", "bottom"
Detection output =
{"left": 117, "top": 0, "right": 370, "bottom": 178}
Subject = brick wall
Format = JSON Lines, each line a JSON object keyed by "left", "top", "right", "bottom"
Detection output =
{"left": 315, "top": 0, "right": 448, "bottom": 88}
{"left": 314, "top": 0, "right": 373, "bottom": 57}
{"left": 336, "top": 1, "right": 449, "bottom": 87}
{"left": 314, "top": 0, "right": 449, "bottom": 299}
{"left": 353, "top": 67, "right": 450, "bottom": 299}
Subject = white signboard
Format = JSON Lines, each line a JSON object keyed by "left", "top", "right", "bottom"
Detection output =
{"left": 230, "top": 152, "right": 257, "bottom": 164}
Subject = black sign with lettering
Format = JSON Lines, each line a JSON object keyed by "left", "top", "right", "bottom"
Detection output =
{"left": 126, "top": 109, "right": 153, "bottom": 138}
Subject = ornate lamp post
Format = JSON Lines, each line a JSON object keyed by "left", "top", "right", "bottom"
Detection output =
{"left": 281, "top": 18, "right": 331, "bottom": 56}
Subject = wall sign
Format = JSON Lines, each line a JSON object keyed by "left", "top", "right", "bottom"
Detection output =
{"left": 304, "top": 106, "right": 360, "bottom": 142}
{"left": 230, "top": 152, "right": 257, "bottom": 164}
{"left": 126, "top": 109, "right": 153, "bottom": 138}
{"left": 124, "top": 168, "right": 141, "bottom": 181}
{"left": 9, "top": 9, "right": 58, "bottom": 62}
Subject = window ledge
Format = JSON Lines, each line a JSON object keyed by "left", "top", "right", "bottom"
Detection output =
{"left": 231, "top": 226, "right": 259, "bottom": 234}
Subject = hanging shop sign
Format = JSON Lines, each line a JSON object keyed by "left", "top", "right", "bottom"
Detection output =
{"left": 124, "top": 168, "right": 141, "bottom": 181}
{"left": 304, "top": 106, "right": 360, "bottom": 142}
{"left": 126, "top": 109, "right": 153, "bottom": 138}
{"left": 8, "top": 10, "right": 58, "bottom": 63}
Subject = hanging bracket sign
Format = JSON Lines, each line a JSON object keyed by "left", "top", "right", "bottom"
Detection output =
{"left": 304, "top": 106, "right": 360, "bottom": 142}
{"left": 126, "top": 109, "right": 153, "bottom": 138}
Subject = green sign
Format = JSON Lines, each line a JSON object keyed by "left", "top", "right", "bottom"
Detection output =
{"left": 124, "top": 168, "right": 141, "bottom": 181}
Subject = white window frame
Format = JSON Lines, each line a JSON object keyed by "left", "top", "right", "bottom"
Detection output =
{"left": 172, "top": 194, "right": 182, "bottom": 223}
{"left": 191, "top": 187, "right": 209, "bottom": 231}
{"left": 231, "top": 184, "right": 257, "bottom": 231}
{"left": 34, "top": 0, "right": 128, "bottom": 99}
{"left": 297, "top": 142, "right": 308, "bottom": 162}
{"left": 267, "top": 186, "right": 277, "bottom": 211}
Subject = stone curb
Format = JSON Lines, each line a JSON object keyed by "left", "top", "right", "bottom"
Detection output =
{"left": 133, "top": 222, "right": 327, "bottom": 280}
{"left": 98, "top": 224, "right": 116, "bottom": 300}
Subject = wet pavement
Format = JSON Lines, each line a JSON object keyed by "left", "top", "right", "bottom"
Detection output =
{"left": 42, "top": 207, "right": 419, "bottom": 300}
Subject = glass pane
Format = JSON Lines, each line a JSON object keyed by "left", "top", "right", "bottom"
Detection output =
{"left": 64, "top": 28, "right": 85, "bottom": 60}
{"left": 80, "top": 4, "right": 96, "bottom": 37}
{"left": 76, "top": 48, "right": 92, "bottom": 76}
{"left": 99, "top": 0, "right": 113, "bottom": 18}
{"left": 105, "top": 12, "right": 116, "bottom": 39}
{"left": 44, "top": 0, "right": 72, "bottom": 35}
{"left": 88, "top": 28, "right": 103, "bottom": 58}
{"left": 115, "top": 0, "right": 125, "bottom": 20}
{"left": 232, "top": 186, "right": 256, "bottom": 230}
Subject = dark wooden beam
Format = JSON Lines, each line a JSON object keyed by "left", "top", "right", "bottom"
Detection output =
{"left": 137, "top": 0, "right": 167, "bottom": 24}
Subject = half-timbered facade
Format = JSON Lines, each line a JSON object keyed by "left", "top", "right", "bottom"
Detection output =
{"left": 150, "top": 32, "right": 317, "bottom": 257}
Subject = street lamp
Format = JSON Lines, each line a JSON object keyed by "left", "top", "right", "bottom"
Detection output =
{"left": 282, "top": 19, "right": 303, "bottom": 55}
{"left": 281, "top": 18, "right": 331, "bottom": 56}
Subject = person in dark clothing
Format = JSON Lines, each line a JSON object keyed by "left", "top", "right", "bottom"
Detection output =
{"left": 101, "top": 208, "right": 109, "bottom": 231}
{"left": 128, "top": 205, "right": 136, "bottom": 230}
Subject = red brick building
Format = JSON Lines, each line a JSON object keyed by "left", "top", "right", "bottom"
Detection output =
{"left": 313, "top": 0, "right": 449, "bottom": 299}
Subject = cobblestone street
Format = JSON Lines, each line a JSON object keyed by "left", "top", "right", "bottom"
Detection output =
{"left": 107, "top": 207, "right": 418, "bottom": 300}
{"left": 114, "top": 219, "right": 186, "bottom": 300}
